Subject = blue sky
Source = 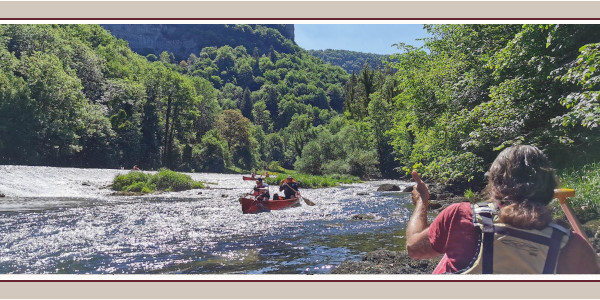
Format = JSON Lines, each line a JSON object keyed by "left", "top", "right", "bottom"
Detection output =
{"left": 294, "top": 24, "right": 429, "bottom": 55}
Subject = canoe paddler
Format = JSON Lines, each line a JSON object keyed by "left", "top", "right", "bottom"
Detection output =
{"left": 279, "top": 175, "right": 299, "bottom": 199}
{"left": 253, "top": 178, "right": 270, "bottom": 201}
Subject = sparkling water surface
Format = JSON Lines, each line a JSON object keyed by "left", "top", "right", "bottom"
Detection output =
{"left": 0, "top": 165, "right": 412, "bottom": 274}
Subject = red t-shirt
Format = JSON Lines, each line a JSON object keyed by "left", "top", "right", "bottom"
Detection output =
{"left": 428, "top": 202, "right": 479, "bottom": 274}
{"left": 428, "top": 202, "right": 594, "bottom": 274}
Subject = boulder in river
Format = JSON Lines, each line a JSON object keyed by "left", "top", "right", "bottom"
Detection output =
{"left": 331, "top": 250, "right": 437, "bottom": 274}
{"left": 428, "top": 201, "right": 442, "bottom": 210}
{"left": 351, "top": 214, "right": 378, "bottom": 221}
{"left": 377, "top": 184, "right": 401, "bottom": 192}
{"left": 0, "top": 193, "right": 4, "bottom": 198}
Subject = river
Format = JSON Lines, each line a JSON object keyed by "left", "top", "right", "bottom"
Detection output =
{"left": 0, "top": 165, "right": 413, "bottom": 274}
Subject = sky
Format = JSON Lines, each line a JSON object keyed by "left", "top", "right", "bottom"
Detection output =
{"left": 294, "top": 24, "right": 429, "bottom": 55}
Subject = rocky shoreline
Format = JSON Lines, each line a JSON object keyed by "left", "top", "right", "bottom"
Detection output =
{"left": 331, "top": 182, "right": 600, "bottom": 274}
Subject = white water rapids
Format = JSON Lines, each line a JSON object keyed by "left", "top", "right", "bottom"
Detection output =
{"left": 0, "top": 165, "right": 413, "bottom": 274}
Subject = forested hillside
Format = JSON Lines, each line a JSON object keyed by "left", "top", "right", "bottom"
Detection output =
{"left": 0, "top": 24, "right": 381, "bottom": 177}
{"left": 308, "top": 49, "right": 386, "bottom": 73}
{"left": 1, "top": 24, "right": 600, "bottom": 190}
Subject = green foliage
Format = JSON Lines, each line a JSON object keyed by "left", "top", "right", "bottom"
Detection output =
{"left": 294, "top": 119, "right": 380, "bottom": 178}
{"left": 192, "top": 129, "right": 230, "bottom": 172}
{"left": 308, "top": 49, "right": 387, "bottom": 74}
{"left": 557, "top": 162, "right": 600, "bottom": 223}
{"left": 216, "top": 109, "right": 257, "bottom": 169}
{"left": 554, "top": 42, "right": 600, "bottom": 129}
{"left": 264, "top": 172, "right": 361, "bottom": 188}
{"left": 151, "top": 168, "right": 205, "bottom": 191}
{"left": 112, "top": 169, "right": 204, "bottom": 194}
{"left": 384, "top": 24, "right": 600, "bottom": 189}
{"left": 112, "top": 171, "right": 153, "bottom": 191}
{"left": 6, "top": 23, "right": 600, "bottom": 189}
{"left": 464, "top": 189, "right": 476, "bottom": 200}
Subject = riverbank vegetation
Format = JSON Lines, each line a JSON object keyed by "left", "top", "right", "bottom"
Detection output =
{"left": 557, "top": 162, "right": 600, "bottom": 223}
{"left": 264, "top": 172, "right": 361, "bottom": 188}
{"left": 112, "top": 169, "right": 205, "bottom": 193}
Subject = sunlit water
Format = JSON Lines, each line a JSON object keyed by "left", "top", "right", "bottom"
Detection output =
{"left": 0, "top": 165, "right": 413, "bottom": 274}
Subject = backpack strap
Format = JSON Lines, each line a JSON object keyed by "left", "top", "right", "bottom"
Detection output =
{"left": 479, "top": 211, "right": 495, "bottom": 274}
{"left": 542, "top": 227, "right": 565, "bottom": 274}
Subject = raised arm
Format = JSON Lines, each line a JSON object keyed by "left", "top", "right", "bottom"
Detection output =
{"left": 406, "top": 171, "right": 440, "bottom": 259}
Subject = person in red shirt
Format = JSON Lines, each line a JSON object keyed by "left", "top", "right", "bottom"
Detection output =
{"left": 406, "top": 145, "right": 599, "bottom": 274}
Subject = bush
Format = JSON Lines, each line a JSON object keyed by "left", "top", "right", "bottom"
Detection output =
{"left": 322, "top": 159, "right": 350, "bottom": 175}
{"left": 112, "top": 169, "right": 204, "bottom": 194}
{"left": 264, "top": 172, "right": 361, "bottom": 188}
{"left": 464, "top": 189, "right": 476, "bottom": 200}
{"left": 267, "top": 161, "right": 284, "bottom": 172}
{"left": 347, "top": 150, "right": 380, "bottom": 179}
{"left": 151, "top": 168, "right": 205, "bottom": 192}
{"left": 113, "top": 171, "right": 152, "bottom": 191}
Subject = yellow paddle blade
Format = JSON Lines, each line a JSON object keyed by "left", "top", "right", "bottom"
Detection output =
{"left": 554, "top": 188, "right": 575, "bottom": 204}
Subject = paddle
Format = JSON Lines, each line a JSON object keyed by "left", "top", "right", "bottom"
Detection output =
{"left": 554, "top": 188, "right": 592, "bottom": 246}
{"left": 283, "top": 181, "right": 315, "bottom": 206}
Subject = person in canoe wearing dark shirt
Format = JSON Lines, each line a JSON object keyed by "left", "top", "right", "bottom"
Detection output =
{"left": 279, "top": 176, "right": 299, "bottom": 199}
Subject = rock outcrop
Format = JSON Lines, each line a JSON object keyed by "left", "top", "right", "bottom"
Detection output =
{"left": 377, "top": 184, "right": 401, "bottom": 192}
{"left": 331, "top": 250, "right": 437, "bottom": 274}
{"left": 101, "top": 24, "right": 296, "bottom": 61}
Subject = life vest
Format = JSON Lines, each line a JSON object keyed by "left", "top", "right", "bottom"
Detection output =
{"left": 458, "top": 202, "right": 570, "bottom": 274}
{"left": 280, "top": 179, "right": 296, "bottom": 185}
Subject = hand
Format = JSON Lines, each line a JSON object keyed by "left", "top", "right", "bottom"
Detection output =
{"left": 411, "top": 171, "right": 430, "bottom": 205}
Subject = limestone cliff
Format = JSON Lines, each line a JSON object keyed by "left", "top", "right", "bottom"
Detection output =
{"left": 101, "top": 24, "right": 296, "bottom": 61}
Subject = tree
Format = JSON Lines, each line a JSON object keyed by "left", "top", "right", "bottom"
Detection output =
{"left": 285, "top": 113, "right": 314, "bottom": 159}
{"left": 368, "top": 92, "right": 397, "bottom": 177}
{"left": 252, "top": 100, "right": 273, "bottom": 133}
{"left": 240, "top": 87, "right": 253, "bottom": 119}
{"left": 216, "top": 109, "right": 256, "bottom": 169}
{"left": 192, "top": 129, "right": 230, "bottom": 172}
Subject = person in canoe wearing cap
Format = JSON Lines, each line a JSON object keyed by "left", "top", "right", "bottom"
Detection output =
{"left": 279, "top": 176, "right": 299, "bottom": 199}
{"left": 253, "top": 178, "right": 270, "bottom": 201}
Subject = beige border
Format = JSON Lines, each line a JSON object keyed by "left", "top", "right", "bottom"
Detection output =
{"left": 0, "top": 280, "right": 598, "bottom": 298}
{"left": 0, "top": 1, "right": 599, "bottom": 299}
{"left": 0, "top": 1, "right": 599, "bottom": 19}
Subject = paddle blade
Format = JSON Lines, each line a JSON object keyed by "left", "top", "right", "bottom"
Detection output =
{"left": 554, "top": 188, "right": 575, "bottom": 204}
{"left": 302, "top": 197, "right": 315, "bottom": 206}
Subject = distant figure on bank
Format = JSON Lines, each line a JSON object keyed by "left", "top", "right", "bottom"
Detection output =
{"left": 253, "top": 178, "right": 270, "bottom": 201}
{"left": 132, "top": 165, "right": 140, "bottom": 171}
{"left": 280, "top": 176, "right": 299, "bottom": 199}
{"left": 406, "top": 145, "right": 599, "bottom": 274}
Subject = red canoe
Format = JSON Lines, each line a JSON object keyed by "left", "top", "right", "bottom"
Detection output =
{"left": 242, "top": 174, "right": 270, "bottom": 181}
{"left": 239, "top": 197, "right": 301, "bottom": 214}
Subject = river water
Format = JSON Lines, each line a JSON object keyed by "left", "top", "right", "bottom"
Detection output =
{"left": 0, "top": 165, "right": 413, "bottom": 274}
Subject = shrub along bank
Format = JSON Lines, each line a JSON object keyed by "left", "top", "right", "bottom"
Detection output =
{"left": 264, "top": 172, "right": 361, "bottom": 188}
{"left": 112, "top": 169, "right": 205, "bottom": 194}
